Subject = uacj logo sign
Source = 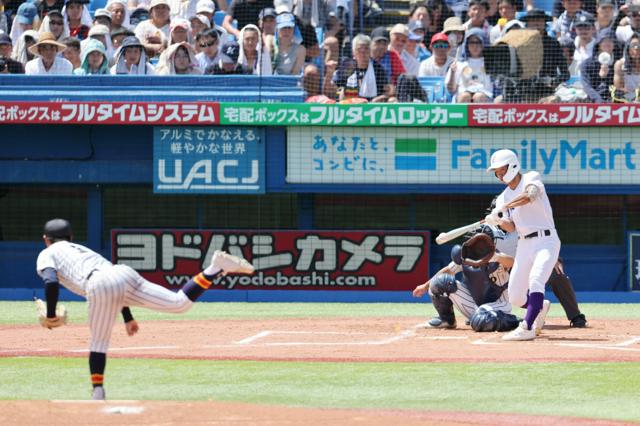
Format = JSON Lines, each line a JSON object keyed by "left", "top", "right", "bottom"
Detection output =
{"left": 153, "top": 126, "right": 265, "bottom": 194}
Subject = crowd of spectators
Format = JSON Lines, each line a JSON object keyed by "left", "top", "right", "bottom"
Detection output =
{"left": 0, "top": 0, "right": 639, "bottom": 102}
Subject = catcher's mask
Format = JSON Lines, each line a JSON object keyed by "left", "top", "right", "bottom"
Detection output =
{"left": 460, "top": 233, "right": 496, "bottom": 268}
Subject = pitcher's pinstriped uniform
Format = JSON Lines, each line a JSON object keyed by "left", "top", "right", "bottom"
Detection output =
{"left": 36, "top": 218, "right": 254, "bottom": 400}
{"left": 37, "top": 241, "right": 194, "bottom": 352}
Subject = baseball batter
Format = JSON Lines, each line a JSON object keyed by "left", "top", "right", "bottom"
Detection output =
{"left": 486, "top": 220, "right": 587, "bottom": 328}
{"left": 412, "top": 231, "right": 520, "bottom": 333}
{"left": 36, "top": 218, "right": 255, "bottom": 400}
{"left": 485, "top": 149, "right": 560, "bottom": 341}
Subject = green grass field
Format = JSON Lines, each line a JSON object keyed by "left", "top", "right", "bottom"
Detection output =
{"left": 1, "top": 302, "right": 639, "bottom": 422}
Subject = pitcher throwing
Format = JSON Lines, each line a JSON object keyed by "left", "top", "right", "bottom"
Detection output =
{"left": 485, "top": 149, "right": 560, "bottom": 341}
{"left": 36, "top": 218, "right": 255, "bottom": 399}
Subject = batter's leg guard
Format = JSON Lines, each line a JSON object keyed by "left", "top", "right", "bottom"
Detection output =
{"left": 547, "top": 268, "right": 582, "bottom": 321}
{"left": 428, "top": 294, "right": 456, "bottom": 329}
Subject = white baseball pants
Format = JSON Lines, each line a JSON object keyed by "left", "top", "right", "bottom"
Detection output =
{"left": 508, "top": 230, "right": 561, "bottom": 307}
{"left": 86, "top": 264, "right": 193, "bottom": 353}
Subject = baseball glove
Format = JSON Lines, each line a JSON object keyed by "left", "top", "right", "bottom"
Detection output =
{"left": 35, "top": 298, "right": 68, "bottom": 329}
{"left": 461, "top": 233, "right": 496, "bottom": 267}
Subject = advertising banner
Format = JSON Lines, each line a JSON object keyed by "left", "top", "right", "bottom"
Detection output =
{"left": 287, "top": 127, "right": 640, "bottom": 185}
{"left": 112, "top": 229, "right": 430, "bottom": 291}
{"left": 0, "top": 101, "right": 220, "bottom": 125}
{"left": 469, "top": 104, "right": 640, "bottom": 126}
{"left": 629, "top": 232, "right": 640, "bottom": 291}
{"left": 220, "top": 103, "right": 467, "bottom": 127}
{"left": 153, "top": 126, "right": 264, "bottom": 193}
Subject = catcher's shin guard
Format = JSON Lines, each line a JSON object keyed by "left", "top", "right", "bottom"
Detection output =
{"left": 430, "top": 294, "right": 456, "bottom": 325}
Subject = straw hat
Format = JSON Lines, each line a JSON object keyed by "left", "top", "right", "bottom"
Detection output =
{"left": 28, "top": 32, "right": 66, "bottom": 56}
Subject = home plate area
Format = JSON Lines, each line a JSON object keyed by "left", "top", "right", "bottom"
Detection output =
{"left": 2, "top": 317, "right": 639, "bottom": 363}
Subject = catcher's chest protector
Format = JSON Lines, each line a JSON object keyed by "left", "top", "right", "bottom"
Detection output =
{"left": 462, "top": 262, "right": 505, "bottom": 306}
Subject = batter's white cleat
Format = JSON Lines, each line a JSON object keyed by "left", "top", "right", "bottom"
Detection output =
{"left": 533, "top": 300, "right": 551, "bottom": 336}
{"left": 212, "top": 250, "right": 255, "bottom": 275}
{"left": 502, "top": 321, "right": 536, "bottom": 341}
{"left": 91, "top": 386, "right": 105, "bottom": 400}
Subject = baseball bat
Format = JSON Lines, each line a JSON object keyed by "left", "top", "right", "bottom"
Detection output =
{"left": 435, "top": 220, "right": 483, "bottom": 245}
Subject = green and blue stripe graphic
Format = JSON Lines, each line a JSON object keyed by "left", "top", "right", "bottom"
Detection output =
{"left": 394, "top": 138, "right": 437, "bottom": 170}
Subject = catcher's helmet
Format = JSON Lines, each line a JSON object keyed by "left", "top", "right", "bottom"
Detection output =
{"left": 487, "top": 149, "right": 519, "bottom": 184}
{"left": 43, "top": 218, "right": 72, "bottom": 240}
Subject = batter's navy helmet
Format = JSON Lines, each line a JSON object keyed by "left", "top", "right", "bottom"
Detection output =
{"left": 44, "top": 218, "right": 72, "bottom": 240}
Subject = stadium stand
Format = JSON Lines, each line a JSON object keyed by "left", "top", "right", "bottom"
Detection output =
{"left": 0, "top": 75, "right": 304, "bottom": 102}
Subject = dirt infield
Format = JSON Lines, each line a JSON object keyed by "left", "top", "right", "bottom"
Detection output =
{"left": 1, "top": 317, "right": 639, "bottom": 362}
{"left": 1, "top": 317, "right": 639, "bottom": 425}
{"left": 0, "top": 400, "right": 633, "bottom": 426}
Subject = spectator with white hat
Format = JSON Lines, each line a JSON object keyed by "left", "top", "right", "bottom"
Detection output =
{"left": 390, "top": 23, "right": 419, "bottom": 75}
{"left": 196, "top": 0, "right": 233, "bottom": 43}
{"left": 106, "top": 0, "right": 131, "bottom": 31}
{"left": 25, "top": 31, "right": 73, "bottom": 74}
{"left": 82, "top": 24, "right": 115, "bottom": 62}
{"left": 135, "top": 0, "right": 171, "bottom": 56}
{"left": 188, "top": 14, "right": 210, "bottom": 48}
{"left": 94, "top": 8, "right": 113, "bottom": 29}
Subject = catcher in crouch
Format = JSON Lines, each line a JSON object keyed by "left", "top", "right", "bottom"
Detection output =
{"left": 412, "top": 230, "right": 520, "bottom": 332}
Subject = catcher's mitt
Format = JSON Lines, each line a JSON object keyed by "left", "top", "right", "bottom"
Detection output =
{"left": 35, "top": 298, "right": 68, "bottom": 329}
{"left": 461, "top": 233, "right": 496, "bottom": 267}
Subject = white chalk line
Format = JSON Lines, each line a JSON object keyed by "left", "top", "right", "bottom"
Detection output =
{"left": 555, "top": 336, "right": 640, "bottom": 352}
{"left": 51, "top": 400, "right": 141, "bottom": 404}
{"left": 67, "top": 346, "right": 180, "bottom": 353}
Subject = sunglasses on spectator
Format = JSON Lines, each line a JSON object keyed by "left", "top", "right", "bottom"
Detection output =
{"left": 632, "top": 12, "right": 640, "bottom": 17}
{"left": 199, "top": 39, "right": 217, "bottom": 48}
{"left": 50, "top": 20, "right": 64, "bottom": 26}
{"left": 432, "top": 42, "right": 449, "bottom": 49}
{"left": 631, "top": 43, "right": 640, "bottom": 49}
{"left": 467, "top": 40, "right": 483, "bottom": 45}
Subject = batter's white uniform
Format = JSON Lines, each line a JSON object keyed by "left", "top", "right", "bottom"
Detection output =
{"left": 36, "top": 241, "right": 193, "bottom": 353}
{"left": 494, "top": 171, "right": 561, "bottom": 307}
{"left": 438, "top": 254, "right": 512, "bottom": 319}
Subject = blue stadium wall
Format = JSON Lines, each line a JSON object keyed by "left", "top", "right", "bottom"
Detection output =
{"left": 0, "top": 123, "right": 634, "bottom": 303}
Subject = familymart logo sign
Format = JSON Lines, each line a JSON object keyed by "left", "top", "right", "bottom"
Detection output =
{"left": 395, "top": 138, "right": 437, "bottom": 171}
